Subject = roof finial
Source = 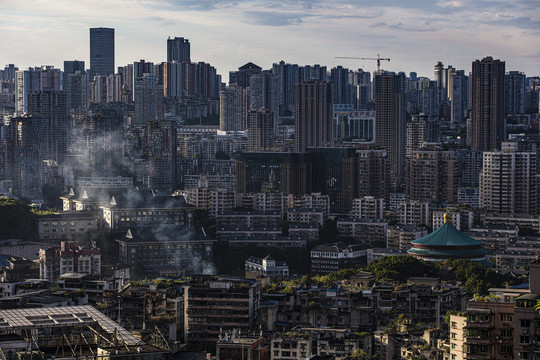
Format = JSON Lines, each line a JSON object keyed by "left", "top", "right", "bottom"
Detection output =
{"left": 444, "top": 213, "right": 452, "bottom": 224}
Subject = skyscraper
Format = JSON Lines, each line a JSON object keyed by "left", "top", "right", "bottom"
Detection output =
{"left": 505, "top": 71, "right": 526, "bottom": 115}
{"left": 374, "top": 71, "right": 406, "bottom": 190}
{"left": 470, "top": 56, "right": 505, "bottom": 151}
{"left": 450, "top": 70, "right": 469, "bottom": 123}
{"left": 146, "top": 120, "right": 177, "bottom": 192}
{"left": 167, "top": 37, "right": 190, "bottom": 63}
{"left": 219, "top": 86, "right": 248, "bottom": 131}
{"left": 294, "top": 81, "right": 333, "bottom": 153}
{"left": 480, "top": 142, "right": 537, "bottom": 214}
{"left": 90, "top": 28, "right": 115, "bottom": 79}
{"left": 5, "top": 116, "right": 42, "bottom": 200}
{"left": 247, "top": 109, "right": 274, "bottom": 151}
{"left": 63, "top": 60, "right": 85, "bottom": 75}
{"left": 134, "top": 73, "right": 164, "bottom": 125}
{"left": 330, "top": 66, "right": 350, "bottom": 105}
{"left": 27, "top": 91, "right": 68, "bottom": 163}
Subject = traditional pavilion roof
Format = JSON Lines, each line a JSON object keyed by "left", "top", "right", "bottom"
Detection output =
{"left": 411, "top": 223, "right": 483, "bottom": 247}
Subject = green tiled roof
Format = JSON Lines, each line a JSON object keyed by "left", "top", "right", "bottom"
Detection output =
{"left": 411, "top": 223, "right": 483, "bottom": 247}
{"left": 407, "top": 248, "right": 486, "bottom": 257}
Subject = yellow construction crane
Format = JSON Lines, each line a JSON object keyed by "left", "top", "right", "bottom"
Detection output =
{"left": 335, "top": 54, "right": 390, "bottom": 71}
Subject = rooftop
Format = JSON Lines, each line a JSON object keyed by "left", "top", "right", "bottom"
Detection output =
{"left": 412, "top": 223, "right": 483, "bottom": 247}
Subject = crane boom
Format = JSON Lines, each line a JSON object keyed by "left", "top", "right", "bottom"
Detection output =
{"left": 335, "top": 54, "right": 390, "bottom": 71}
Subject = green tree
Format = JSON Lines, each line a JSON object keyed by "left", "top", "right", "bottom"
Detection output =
{"left": 0, "top": 198, "right": 39, "bottom": 241}
{"left": 366, "top": 256, "right": 438, "bottom": 284}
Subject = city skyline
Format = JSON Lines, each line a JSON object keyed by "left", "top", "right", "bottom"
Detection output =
{"left": 2, "top": 0, "right": 539, "bottom": 81}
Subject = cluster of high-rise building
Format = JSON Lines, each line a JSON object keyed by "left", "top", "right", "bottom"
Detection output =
{"left": 1, "top": 25, "right": 540, "bottom": 359}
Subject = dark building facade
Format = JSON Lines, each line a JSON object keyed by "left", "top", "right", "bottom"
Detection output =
{"left": 27, "top": 90, "right": 68, "bottom": 163}
{"left": 471, "top": 56, "right": 505, "bottom": 151}
{"left": 166, "top": 36, "right": 190, "bottom": 63}
{"left": 374, "top": 71, "right": 406, "bottom": 191}
{"left": 294, "top": 81, "right": 333, "bottom": 153}
{"left": 309, "top": 147, "right": 357, "bottom": 214}
{"left": 236, "top": 152, "right": 312, "bottom": 195}
{"left": 89, "top": 27, "right": 114, "bottom": 78}
{"left": 63, "top": 60, "right": 85, "bottom": 75}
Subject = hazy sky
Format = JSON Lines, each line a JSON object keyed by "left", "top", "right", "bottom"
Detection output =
{"left": 2, "top": 0, "right": 539, "bottom": 81}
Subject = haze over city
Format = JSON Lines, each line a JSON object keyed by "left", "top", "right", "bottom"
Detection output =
{"left": 2, "top": 0, "right": 540, "bottom": 78}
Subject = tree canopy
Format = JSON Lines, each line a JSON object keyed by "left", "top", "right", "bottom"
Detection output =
{"left": 0, "top": 198, "right": 39, "bottom": 241}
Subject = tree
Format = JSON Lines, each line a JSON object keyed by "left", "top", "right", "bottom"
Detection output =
{"left": 366, "top": 256, "right": 438, "bottom": 284}
{"left": 0, "top": 198, "right": 39, "bottom": 241}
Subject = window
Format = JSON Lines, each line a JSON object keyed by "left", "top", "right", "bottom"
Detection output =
{"left": 501, "top": 345, "right": 513, "bottom": 354}
{"left": 520, "top": 336, "right": 529, "bottom": 344}
{"left": 521, "top": 319, "right": 531, "bottom": 327}
{"left": 501, "top": 329, "right": 513, "bottom": 338}
{"left": 451, "top": 321, "right": 457, "bottom": 328}
{"left": 451, "top": 332, "right": 457, "bottom": 339}
{"left": 451, "top": 343, "right": 456, "bottom": 349}
{"left": 500, "top": 313, "right": 513, "bottom": 322}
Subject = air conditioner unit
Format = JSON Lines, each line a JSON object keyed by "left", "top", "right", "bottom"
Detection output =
{"left": 522, "top": 329, "right": 529, "bottom": 334}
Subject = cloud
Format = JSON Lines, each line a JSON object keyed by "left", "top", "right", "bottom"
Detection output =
{"left": 370, "top": 21, "right": 437, "bottom": 32}
{"left": 437, "top": 0, "right": 464, "bottom": 8}
{"left": 243, "top": 11, "right": 309, "bottom": 26}
{"left": 485, "top": 15, "right": 540, "bottom": 30}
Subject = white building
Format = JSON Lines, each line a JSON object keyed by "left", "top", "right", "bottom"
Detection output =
{"left": 245, "top": 255, "right": 289, "bottom": 279}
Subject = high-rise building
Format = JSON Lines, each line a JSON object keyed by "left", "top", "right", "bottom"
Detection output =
{"left": 229, "top": 62, "right": 262, "bottom": 88}
{"left": 75, "top": 108, "right": 123, "bottom": 177}
{"left": 219, "top": 86, "right": 248, "bottom": 131}
{"left": 7, "top": 116, "right": 42, "bottom": 200}
{"left": 15, "top": 68, "right": 42, "bottom": 115}
{"left": 450, "top": 70, "right": 469, "bottom": 123}
{"left": 505, "top": 70, "right": 526, "bottom": 114}
{"left": 63, "top": 60, "right": 85, "bottom": 75}
{"left": 350, "top": 69, "right": 371, "bottom": 108}
{"left": 407, "top": 148, "right": 458, "bottom": 204}
{"left": 330, "top": 66, "right": 350, "bottom": 105}
{"left": 64, "top": 72, "right": 89, "bottom": 114}
{"left": 163, "top": 61, "right": 185, "bottom": 98}
{"left": 27, "top": 91, "right": 67, "bottom": 163}
{"left": 134, "top": 73, "right": 164, "bottom": 125}
{"left": 167, "top": 36, "right": 190, "bottom": 63}
{"left": 470, "top": 56, "right": 505, "bottom": 151}
{"left": 89, "top": 27, "right": 115, "bottom": 78}
{"left": 146, "top": 120, "right": 177, "bottom": 192}
{"left": 374, "top": 71, "right": 406, "bottom": 190}
{"left": 406, "top": 114, "right": 439, "bottom": 158}
{"left": 1, "top": 64, "right": 18, "bottom": 81}
{"left": 294, "top": 81, "right": 333, "bottom": 153}
{"left": 236, "top": 152, "right": 312, "bottom": 195}
{"left": 356, "top": 148, "right": 390, "bottom": 201}
{"left": 247, "top": 109, "right": 274, "bottom": 151}
{"left": 309, "top": 147, "right": 357, "bottom": 213}
{"left": 480, "top": 142, "right": 537, "bottom": 214}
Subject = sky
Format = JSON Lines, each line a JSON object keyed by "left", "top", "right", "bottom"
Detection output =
{"left": 1, "top": 0, "right": 539, "bottom": 82}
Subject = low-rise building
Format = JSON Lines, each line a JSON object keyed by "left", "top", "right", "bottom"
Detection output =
{"left": 287, "top": 208, "right": 324, "bottom": 226}
{"left": 100, "top": 189, "right": 195, "bottom": 234}
{"left": 216, "top": 332, "right": 268, "bottom": 360}
{"left": 116, "top": 227, "right": 214, "bottom": 277}
{"left": 36, "top": 211, "right": 100, "bottom": 240}
{"left": 183, "top": 276, "right": 260, "bottom": 345}
{"left": 288, "top": 223, "right": 319, "bottom": 240}
{"left": 337, "top": 218, "right": 387, "bottom": 244}
{"left": 386, "top": 225, "right": 428, "bottom": 250}
{"left": 483, "top": 212, "right": 540, "bottom": 233}
{"left": 310, "top": 242, "right": 368, "bottom": 275}
{"left": 245, "top": 255, "right": 289, "bottom": 279}
{"left": 38, "top": 241, "right": 101, "bottom": 281}
{"left": 351, "top": 196, "right": 385, "bottom": 220}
